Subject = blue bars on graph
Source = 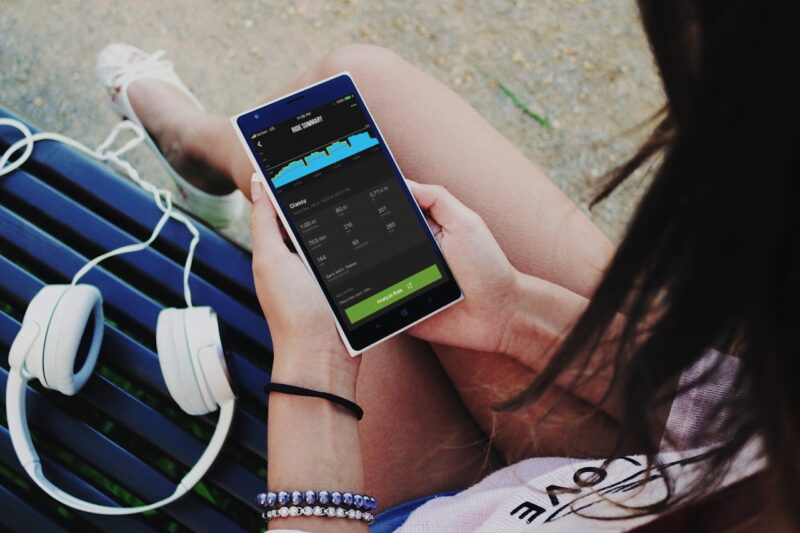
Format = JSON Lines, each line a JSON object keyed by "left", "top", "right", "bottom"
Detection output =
{"left": 272, "top": 131, "right": 379, "bottom": 187}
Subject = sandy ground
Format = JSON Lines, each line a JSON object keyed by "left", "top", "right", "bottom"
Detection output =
{"left": 0, "top": 0, "right": 663, "bottom": 245}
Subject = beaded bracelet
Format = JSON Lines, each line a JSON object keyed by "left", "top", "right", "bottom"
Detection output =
{"left": 262, "top": 505, "right": 374, "bottom": 524}
{"left": 256, "top": 489, "right": 378, "bottom": 512}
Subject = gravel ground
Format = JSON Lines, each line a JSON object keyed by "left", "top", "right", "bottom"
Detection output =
{"left": 0, "top": 0, "right": 663, "bottom": 245}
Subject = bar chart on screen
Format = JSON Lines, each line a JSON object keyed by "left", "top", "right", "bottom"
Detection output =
{"left": 271, "top": 131, "right": 379, "bottom": 188}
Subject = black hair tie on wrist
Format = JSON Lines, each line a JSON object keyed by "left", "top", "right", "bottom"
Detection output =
{"left": 264, "top": 382, "right": 364, "bottom": 420}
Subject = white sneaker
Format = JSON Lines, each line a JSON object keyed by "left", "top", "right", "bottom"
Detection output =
{"left": 97, "top": 43, "right": 244, "bottom": 229}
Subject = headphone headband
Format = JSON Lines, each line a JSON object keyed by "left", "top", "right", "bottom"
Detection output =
{"left": 5, "top": 369, "right": 235, "bottom": 514}
{"left": 5, "top": 286, "right": 236, "bottom": 515}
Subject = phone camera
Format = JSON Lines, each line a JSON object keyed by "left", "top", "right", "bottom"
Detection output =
{"left": 254, "top": 113, "right": 260, "bottom": 119}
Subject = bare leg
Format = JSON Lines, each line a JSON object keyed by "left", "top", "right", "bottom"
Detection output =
{"left": 126, "top": 44, "right": 618, "bottom": 503}
{"left": 126, "top": 80, "right": 238, "bottom": 196}
{"left": 129, "top": 45, "right": 614, "bottom": 299}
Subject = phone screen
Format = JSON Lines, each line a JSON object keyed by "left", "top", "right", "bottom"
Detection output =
{"left": 235, "top": 75, "right": 461, "bottom": 351}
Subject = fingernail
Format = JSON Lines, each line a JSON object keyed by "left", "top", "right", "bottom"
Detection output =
{"left": 251, "top": 175, "right": 264, "bottom": 201}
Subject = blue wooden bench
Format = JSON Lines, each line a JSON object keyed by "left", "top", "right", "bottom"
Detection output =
{"left": 0, "top": 107, "right": 270, "bottom": 532}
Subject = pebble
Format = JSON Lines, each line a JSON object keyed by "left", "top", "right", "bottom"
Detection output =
{"left": 512, "top": 49, "right": 530, "bottom": 69}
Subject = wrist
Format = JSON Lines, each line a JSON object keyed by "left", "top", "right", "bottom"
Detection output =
{"left": 501, "top": 271, "right": 554, "bottom": 357}
{"left": 271, "top": 343, "right": 359, "bottom": 400}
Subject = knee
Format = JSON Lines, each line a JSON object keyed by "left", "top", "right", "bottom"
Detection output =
{"left": 315, "top": 44, "right": 405, "bottom": 81}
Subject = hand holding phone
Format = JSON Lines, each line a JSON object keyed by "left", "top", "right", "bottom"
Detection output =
{"left": 249, "top": 176, "right": 360, "bottom": 391}
{"left": 401, "top": 181, "right": 519, "bottom": 355}
{"left": 234, "top": 73, "right": 463, "bottom": 354}
{"left": 250, "top": 173, "right": 517, "bottom": 366}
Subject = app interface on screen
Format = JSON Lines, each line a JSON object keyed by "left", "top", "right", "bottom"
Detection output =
{"left": 252, "top": 94, "right": 449, "bottom": 330}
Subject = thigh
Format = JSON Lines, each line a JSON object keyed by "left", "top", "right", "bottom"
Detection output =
{"left": 355, "top": 334, "right": 500, "bottom": 508}
{"left": 303, "top": 45, "right": 614, "bottom": 298}
{"left": 431, "top": 344, "right": 621, "bottom": 465}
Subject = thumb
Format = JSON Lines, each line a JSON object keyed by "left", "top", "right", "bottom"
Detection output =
{"left": 407, "top": 180, "right": 477, "bottom": 229}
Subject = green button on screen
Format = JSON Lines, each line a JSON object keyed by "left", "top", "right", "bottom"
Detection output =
{"left": 345, "top": 264, "right": 443, "bottom": 324}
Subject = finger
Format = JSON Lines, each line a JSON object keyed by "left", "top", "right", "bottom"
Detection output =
{"left": 423, "top": 213, "right": 443, "bottom": 241}
{"left": 407, "top": 180, "right": 476, "bottom": 228}
{"left": 249, "top": 175, "right": 293, "bottom": 264}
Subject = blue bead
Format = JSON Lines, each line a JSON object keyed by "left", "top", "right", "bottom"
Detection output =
{"left": 291, "top": 491, "right": 303, "bottom": 506}
{"left": 343, "top": 492, "right": 353, "bottom": 506}
{"left": 304, "top": 490, "right": 317, "bottom": 505}
{"left": 277, "top": 491, "right": 290, "bottom": 506}
{"left": 367, "top": 497, "right": 377, "bottom": 511}
{"left": 353, "top": 494, "right": 364, "bottom": 509}
{"left": 255, "top": 493, "right": 268, "bottom": 507}
{"left": 318, "top": 490, "right": 330, "bottom": 505}
{"left": 266, "top": 492, "right": 277, "bottom": 507}
{"left": 331, "top": 491, "right": 342, "bottom": 505}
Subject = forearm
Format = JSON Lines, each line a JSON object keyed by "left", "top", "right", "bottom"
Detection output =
{"left": 502, "top": 271, "right": 628, "bottom": 421}
{"left": 266, "top": 351, "right": 367, "bottom": 532}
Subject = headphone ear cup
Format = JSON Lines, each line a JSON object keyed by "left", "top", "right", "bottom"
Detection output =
{"left": 42, "top": 285, "right": 104, "bottom": 396}
{"left": 188, "top": 308, "right": 235, "bottom": 408}
{"left": 15, "top": 285, "right": 70, "bottom": 386}
{"left": 156, "top": 308, "right": 213, "bottom": 415}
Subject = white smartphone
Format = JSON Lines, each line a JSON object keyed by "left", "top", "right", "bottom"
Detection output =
{"left": 232, "top": 72, "right": 462, "bottom": 355}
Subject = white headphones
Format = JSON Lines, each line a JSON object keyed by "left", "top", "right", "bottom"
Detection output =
{"left": 1, "top": 118, "right": 237, "bottom": 515}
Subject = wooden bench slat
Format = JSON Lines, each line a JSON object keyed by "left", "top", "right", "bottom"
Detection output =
{"left": 81, "top": 375, "right": 264, "bottom": 505}
{"left": 0, "top": 481, "right": 70, "bottom": 533}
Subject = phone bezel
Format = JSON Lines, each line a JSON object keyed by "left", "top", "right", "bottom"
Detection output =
{"left": 232, "top": 72, "right": 462, "bottom": 354}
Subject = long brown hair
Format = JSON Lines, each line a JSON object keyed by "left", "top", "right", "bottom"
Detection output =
{"left": 507, "top": 0, "right": 800, "bottom": 525}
